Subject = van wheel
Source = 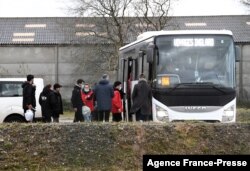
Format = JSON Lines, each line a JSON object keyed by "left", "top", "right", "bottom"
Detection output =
{"left": 4, "top": 115, "right": 26, "bottom": 123}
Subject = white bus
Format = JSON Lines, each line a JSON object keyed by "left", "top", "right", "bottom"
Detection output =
{"left": 118, "top": 30, "right": 240, "bottom": 123}
{"left": 0, "top": 78, "right": 44, "bottom": 122}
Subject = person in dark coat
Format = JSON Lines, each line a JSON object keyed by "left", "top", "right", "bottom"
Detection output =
{"left": 130, "top": 73, "right": 152, "bottom": 122}
{"left": 71, "top": 79, "right": 85, "bottom": 122}
{"left": 39, "top": 84, "right": 54, "bottom": 122}
{"left": 93, "top": 74, "right": 114, "bottom": 122}
{"left": 22, "top": 74, "right": 36, "bottom": 117}
{"left": 51, "top": 83, "right": 63, "bottom": 123}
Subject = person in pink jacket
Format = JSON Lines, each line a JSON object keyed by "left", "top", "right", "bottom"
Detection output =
{"left": 111, "top": 81, "right": 123, "bottom": 122}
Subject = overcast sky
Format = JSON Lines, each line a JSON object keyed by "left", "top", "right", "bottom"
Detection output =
{"left": 0, "top": 0, "right": 248, "bottom": 17}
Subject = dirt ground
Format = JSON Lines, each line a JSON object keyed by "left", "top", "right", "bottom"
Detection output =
{"left": 0, "top": 122, "right": 250, "bottom": 170}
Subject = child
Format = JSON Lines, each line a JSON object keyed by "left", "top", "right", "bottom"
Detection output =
{"left": 112, "top": 81, "right": 123, "bottom": 122}
{"left": 82, "top": 105, "right": 91, "bottom": 122}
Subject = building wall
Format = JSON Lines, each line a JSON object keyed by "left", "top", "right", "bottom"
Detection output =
{"left": 0, "top": 45, "right": 116, "bottom": 101}
{"left": 238, "top": 44, "right": 250, "bottom": 101}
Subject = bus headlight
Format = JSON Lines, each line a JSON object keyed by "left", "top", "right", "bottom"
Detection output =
{"left": 222, "top": 105, "right": 235, "bottom": 122}
{"left": 156, "top": 106, "right": 169, "bottom": 121}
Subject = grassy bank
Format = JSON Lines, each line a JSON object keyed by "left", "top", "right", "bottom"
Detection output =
{"left": 0, "top": 122, "right": 250, "bottom": 170}
{"left": 236, "top": 108, "right": 250, "bottom": 122}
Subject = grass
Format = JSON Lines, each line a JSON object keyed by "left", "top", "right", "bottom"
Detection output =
{"left": 1, "top": 121, "right": 250, "bottom": 170}
{"left": 63, "top": 111, "right": 74, "bottom": 117}
{"left": 237, "top": 100, "right": 250, "bottom": 109}
{"left": 237, "top": 108, "right": 250, "bottom": 122}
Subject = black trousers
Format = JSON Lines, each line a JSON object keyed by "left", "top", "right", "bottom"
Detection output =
{"left": 52, "top": 112, "right": 60, "bottom": 122}
{"left": 43, "top": 113, "right": 52, "bottom": 123}
{"left": 135, "top": 109, "right": 150, "bottom": 121}
{"left": 98, "top": 110, "right": 110, "bottom": 122}
{"left": 74, "top": 106, "right": 84, "bottom": 122}
{"left": 112, "top": 113, "right": 122, "bottom": 122}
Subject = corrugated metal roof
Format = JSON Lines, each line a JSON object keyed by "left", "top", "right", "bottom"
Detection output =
{"left": 0, "top": 16, "right": 249, "bottom": 45}
{"left": 0, "top": 17, "right": 108, "bottom": 45}
{"left": 165, "top": 15, "right": 250, "bottom": 43}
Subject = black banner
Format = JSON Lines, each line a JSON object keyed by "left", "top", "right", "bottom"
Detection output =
{"left": 143, "top": 155, "right": 250, "bottom": 171}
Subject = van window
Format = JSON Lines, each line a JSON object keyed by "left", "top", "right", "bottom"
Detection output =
{"left": 0, "top": 82, "right": 23, "bottom": 97}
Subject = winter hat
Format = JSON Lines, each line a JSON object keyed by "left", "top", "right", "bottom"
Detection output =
{"left": 113, "top": 81, "right": 122, "bottom": 88}
{"left": 27, "top": 74, "right": 34, "bottom": 81}
{"left": 53, "top": 83, "right": 62, "bottom": 89}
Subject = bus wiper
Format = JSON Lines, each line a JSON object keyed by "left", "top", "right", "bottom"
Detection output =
{"left": 170, "top": 82, "right": 226, "bottom": 94}
{"left": 169, "top": 83, "right": 192, "bottom": 93}
{"left": 200, "top": 82, "right": 227, "bottom": 94}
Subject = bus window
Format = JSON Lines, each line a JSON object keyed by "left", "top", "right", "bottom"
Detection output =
{"left": 121, "top": 59, "right": 126, "bottom": 84}
{"left": 143, "top": 55, "right": 150, "bottom": 80}
{"left": 138, "top": 54, "right": 144, "bottom": 76}
{"left": 132, "top": 59, "right": 138, "bottom": 80}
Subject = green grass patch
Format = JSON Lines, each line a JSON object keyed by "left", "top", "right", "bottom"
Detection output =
{"left": 1, "top": 123, "right": 250, "bottom": 170}
{"left": 237, "top": 108, "right": 250, "bottom": 122}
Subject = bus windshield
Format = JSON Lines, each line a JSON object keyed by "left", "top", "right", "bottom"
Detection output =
{"left": 155, "top": 35, "right": 235, "bottom": 88}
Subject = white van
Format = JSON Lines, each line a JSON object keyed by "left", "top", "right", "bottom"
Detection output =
{"left": 0, "top": 78, "right": 44, "bottom": 122}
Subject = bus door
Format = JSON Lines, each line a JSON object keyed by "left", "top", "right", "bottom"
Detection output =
{"left": 122, "top": 57, "right": 138, "bottom": 121}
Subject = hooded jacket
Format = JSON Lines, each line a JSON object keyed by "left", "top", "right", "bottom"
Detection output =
{"left": 71, "top": 85, "right": 84, "bottom": 108}
{"left": 39, "top": 86, "right": 54, "bottom": 117}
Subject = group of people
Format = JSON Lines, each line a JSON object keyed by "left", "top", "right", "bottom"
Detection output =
{"left": 22, "top": 74, "right": 63, "bottom": 122}
{"left": 22, "top": 72, "right": 152, "bottom": 123}
{"left": 39, "top": 83, "right": 63, "bottom": 122}
{"left": 71, "top": 74, "right": 124, "bottom": 123}
{"left": 71, "top": 73, "right": 152, "bottom": 123}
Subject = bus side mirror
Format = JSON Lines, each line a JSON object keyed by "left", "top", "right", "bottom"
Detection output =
{"left": 146, "top": 43, "right": 155, "bottom": 63}
{"left": 235, "top": 46, "right": 241, "bottom": 62}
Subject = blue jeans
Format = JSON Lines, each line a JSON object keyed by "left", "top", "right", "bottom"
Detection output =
{"left": 83, "top": 114, "right": 91, "bottom": 122}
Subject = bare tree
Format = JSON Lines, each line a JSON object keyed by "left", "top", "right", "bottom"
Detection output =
{"left": 69, "top": 0, "right": 134, "bottom": 72}
{"left": 132, "top": 0, "right": 172, "bottom": 32}
{"left": 241, "top": 0, "right": 250, "bottom": 6}
{"left": 69, "top": 0, "right": 174, "bottom": 73}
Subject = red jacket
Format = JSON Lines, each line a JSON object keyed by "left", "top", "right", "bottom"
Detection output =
{"left": 112, "top": 89, "right": 123, "bottom": 114}
{"left": 81, "top": 90, "right": 94, "bottom": 112}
